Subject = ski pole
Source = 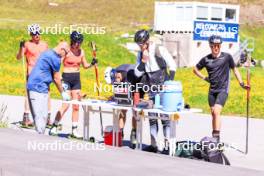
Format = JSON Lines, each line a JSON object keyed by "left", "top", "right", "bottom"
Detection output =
{"left": 245, "top": 51, "right": 251, "bottom": 154}
{"left": 90, "top": 41, "right": 104, "bottom": 137}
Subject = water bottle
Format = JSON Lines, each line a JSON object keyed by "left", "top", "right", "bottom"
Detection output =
{"left": 154, "top": 94, "right": 161, "bottom": 109}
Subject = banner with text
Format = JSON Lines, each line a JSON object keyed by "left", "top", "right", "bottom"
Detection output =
{"left": 193, "top": 21, "right": 239, "bottom": 42}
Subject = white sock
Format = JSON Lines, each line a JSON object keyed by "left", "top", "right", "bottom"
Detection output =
{"left": 72, "top": 122, "right": 78, "bottom": 128}
{"left": 54, "top": 120, "right": 59, "bottom": 126}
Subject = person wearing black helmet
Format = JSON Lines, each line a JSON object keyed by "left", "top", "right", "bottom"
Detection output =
{"left": 49, "top": 31, "right": 97, "bottom": 138}
{"left": 134, "top": 29, "right": 177, "bottom": 153}
{"left": 193, "top": 35, "right": 250, "bottom": 142}
{"left": 104, "top": 64, "right": 142, "bottom": 148}
{"left": 134, "top": 29, "right": 150, "bottom": 45}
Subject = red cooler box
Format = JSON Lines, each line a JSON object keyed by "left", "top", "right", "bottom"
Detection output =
{"left": 104, "top": 126, "right": 122, "bottom": 147}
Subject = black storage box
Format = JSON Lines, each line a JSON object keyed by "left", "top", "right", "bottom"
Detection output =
{"left": 113, "top": 82, "right": 133, "bottom": 106}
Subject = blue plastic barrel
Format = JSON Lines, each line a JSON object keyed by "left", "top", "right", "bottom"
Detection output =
{"left": 161, "top": 81, "right": 183, "bottom": 112}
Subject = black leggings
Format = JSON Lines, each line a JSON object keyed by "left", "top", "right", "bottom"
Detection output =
{"left": 208, "top": 92, "right": 228, "bottom": 107}
{"left": 62, "top": 72, "right": 81, "bottom": 90}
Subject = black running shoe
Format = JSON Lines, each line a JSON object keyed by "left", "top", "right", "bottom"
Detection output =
{"left": 143, "top": 145, "right": 158, "bottom": 153}
{"left": 130, "top": 129, "right": 137, "bottom": 149}
{"left": 161, "top": 148, "right": 170, "bottom": 155}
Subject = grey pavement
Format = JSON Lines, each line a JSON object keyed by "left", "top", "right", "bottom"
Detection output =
{"left": 1, "top": 128, "right": 264, "bottom": 176}
{"left": 0, "top": 94, "right": 264, "bottom": 175}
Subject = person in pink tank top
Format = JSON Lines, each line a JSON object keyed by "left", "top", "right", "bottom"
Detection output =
{"left": 49, "top": 31, "right": 97, "bottom": 138}
{"left": 16, "top": 24, "right": 52, "bottom": 128}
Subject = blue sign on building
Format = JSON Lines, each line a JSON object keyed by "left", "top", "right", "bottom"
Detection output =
{"left": 193, "top": 21, "right": 239, "bottom": 42}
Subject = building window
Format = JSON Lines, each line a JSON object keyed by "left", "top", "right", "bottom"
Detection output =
{"left": 184, "top": 6, "right": 193, "bottom": 20}
{"left": 226, "top": 9, "right": 236, "bottom": 22}
{"left": 211, "top": 7, "right": 223, "bottom": 21}
{"left": 175, "top": 6, "right": 184, "bottom": 21}
{"left": 196, "top": 6, "right": 208, "bottom": 20}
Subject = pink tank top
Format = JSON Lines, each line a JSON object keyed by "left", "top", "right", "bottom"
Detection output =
{"left": 63, "top": 49, "right": 84, "bottom": 68}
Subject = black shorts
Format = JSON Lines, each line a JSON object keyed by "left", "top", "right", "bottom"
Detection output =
{"left": 208, "top": 92, "right": 228, "bottom": 107}
{"left": 62, "top": 72, "right": 81, "bottom": 90}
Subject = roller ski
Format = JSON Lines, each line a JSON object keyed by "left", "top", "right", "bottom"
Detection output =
{"left": 12, "top": 113, "right": 34, "bottom": 129}
{"left": 68, "top": 126, "right": 83, "bottom": 140}
{"left": 12, "top": 121, "right": 34, "bottom": 129}
{"left": 49, "top": 124, "right": 63, "bottom": 136}
{"left": 89, "top": 137, "right": 96, "bottom": 143}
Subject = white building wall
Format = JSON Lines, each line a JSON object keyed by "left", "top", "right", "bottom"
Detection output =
{"left": 154, "top": 1, "right": 240, "bottom": 67}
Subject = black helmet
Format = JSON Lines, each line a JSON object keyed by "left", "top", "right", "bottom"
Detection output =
{"left": 134, "top": 29, "right": 150, "bottom": 44}
{"left": 70, "top": 31, "right": 83, "bottom": 44}
{"left": 208, "top": 35, "right": 222, "bottom": 44}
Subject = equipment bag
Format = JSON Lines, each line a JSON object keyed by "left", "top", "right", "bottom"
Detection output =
{"left": 200, "top": 136, "right": 231, "bottom": 165}
{"left": 175, "top": 137, "right": 231, "bottom": 165}
{"left": 175, "top": 141, "right": 203, "bottom": 160}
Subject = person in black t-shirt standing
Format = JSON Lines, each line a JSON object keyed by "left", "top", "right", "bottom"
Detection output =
{"left": 193, "top": 35, "right": 250, "bottom": 142}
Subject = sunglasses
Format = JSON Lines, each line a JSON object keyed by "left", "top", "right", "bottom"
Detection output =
{"left": 72, "top": 41, "right": 83, "bottom": 44}
{"left": 31, "top": 32, "right": 40, "bottom": 36}
{"left": 137, "top": 42, "right": 149, "bottom": 48}
{"left": 210, "top": 44, "right": 221, "bottom": 48}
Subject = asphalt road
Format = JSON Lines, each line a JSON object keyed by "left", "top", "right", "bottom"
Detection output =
{"left": 1, "top": 128, "right": 264, "bottom": 176}
{"left": 1, "top": 94, "right": 264, "bottom": 175}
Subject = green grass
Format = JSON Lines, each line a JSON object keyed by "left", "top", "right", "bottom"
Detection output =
{"left": 1, "top": 0, "right": 263, "bottom": 60}
{"left": 177, "top": 67, "right": 264, "bottom": 118}
{"left": 0, "top": 0, "right": 157, "bottom": 32}
{"left": 240, "top": 25, "right": 264, "bottom": 60}
{"left": 0, "top": 1, "right": 264, "bottom": 118}
{"left": 0, "top": 103, "right": 8, "bottom": 128}
{"left": 0, "top": 29, "right": 135, "bottom": 98}
{"left": 0, "top": 122, "right": 8, "bottom": 128}
{"left": 0, "top": 0, "right": 260, "bottom": 33}
{"left": 0, "top": 29, "right": 264, "bottom": 118}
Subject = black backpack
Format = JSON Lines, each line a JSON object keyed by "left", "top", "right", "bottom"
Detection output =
{"left": 175, "top": 141, "right": 203, "bottom": 160}
{"left": 175, "top": 137, "right": 231, "bottom": 165}
{"left": 138, "top": 44, "right": 169, "bottom": 86}
{"left": 200, "top": 137, "right": 230, "bottom": 165}
{"left": 139, "top": 44, "right": 167, "bottom": 69}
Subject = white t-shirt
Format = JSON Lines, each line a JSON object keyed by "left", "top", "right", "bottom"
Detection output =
{"left": 134, "top": 42, "right": 176, "bottom": 77}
